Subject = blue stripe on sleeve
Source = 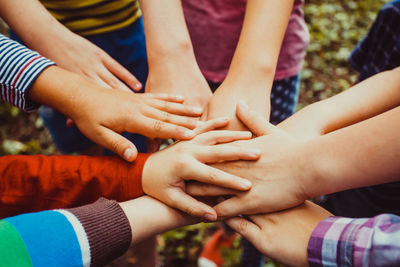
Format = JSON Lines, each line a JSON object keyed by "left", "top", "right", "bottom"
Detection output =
{"left": 4, "top": 210, "right": 84, "bottom": 267}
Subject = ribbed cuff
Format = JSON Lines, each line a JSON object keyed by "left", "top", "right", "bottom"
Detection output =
{"left": 67, "top": 198, "right": 132, "bottom": 267}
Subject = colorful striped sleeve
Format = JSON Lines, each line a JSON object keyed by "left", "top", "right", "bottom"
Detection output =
{"left": 308, "top": 214, "right": 400, "bottom": 267}
{"left": 0, "top": 198, "right": 132, "bottom": 267}
{"left": 0, "top": 34, "right": 55, "bottom": 112}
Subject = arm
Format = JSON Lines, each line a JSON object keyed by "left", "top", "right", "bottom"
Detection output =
{"left": 279, "top": 67, "right": 400, "bottom": 140}
{"left": 0, "top": 33, "right": 203, "bottom": 161}
{"left": 203, "top": 0, "right": 294, "bottom": 129}
{"left": 0, "top": 154, "right": 149, "bottom": 218}
{"left": 0, "top": 196, "right": 198, "bottom": 266}
{"left": 0, "top": 0, "right": 141, "bottom": 91}
{"left": 187, "top": 103, "right": 400, "bottom": 217}
{"left": 0, "top": 119, "right": 259, "bottom": 221}
{"left": 138, "top": 0, "right": 212, "bottom": 108}
{"left": 226, "top": 202, "right": 400, "bottom": 267}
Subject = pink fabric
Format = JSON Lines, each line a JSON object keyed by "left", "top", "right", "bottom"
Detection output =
{"left": 182, "top": 0, "right": 309, "bottom": 82}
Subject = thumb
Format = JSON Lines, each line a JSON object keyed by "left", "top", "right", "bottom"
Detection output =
{"left": 214, "top": 196, "right": 245, "bottom": 219}
{"left": 96, "top": 127, "right": 138, "bottom": 161}
{"left": 225, "top": 217, "right": 260, "bottom": 244}
{"left": 236, "top": 101, "right": 276, "bottom": 136}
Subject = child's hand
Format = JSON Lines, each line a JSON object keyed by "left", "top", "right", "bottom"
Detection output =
{"left": 225, "top": 201, "right": 332, "bottom": 267}
{"left": 145, "top": 56, "right": 212, "bottom": 109}
{"left": 142, "top": 118, "right": 261, "bottom": 221}
{"left": 67, "top": 83, "right": 204, "bottom": 161}
{"left": 43, "top": 33, "right": 142, "bottom": 92}
{"left": 201, "top": 80, "right": 270, "bottom": 131}
{"left": 187, "top": 102, "right": 312, "bottom": 218}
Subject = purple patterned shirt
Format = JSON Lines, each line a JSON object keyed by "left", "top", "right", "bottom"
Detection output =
{"left": 308, "top": 214, "right": 400, "bottom": 266}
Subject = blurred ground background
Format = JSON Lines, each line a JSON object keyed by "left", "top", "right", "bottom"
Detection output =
{"left": 0, "top": 0, "right": 391, "bottom": 266}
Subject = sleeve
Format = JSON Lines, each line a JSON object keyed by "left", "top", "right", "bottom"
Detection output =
{"left": 0, "top": 154, "right": 151, "bottom": 218}
{"left": 0, "top": 34, "right": 55, "bottom": 112}
{"left": 0, "top": 198, "right": 132, "bottom": 267}
{"left": 308, "top": 214, "right": 400, "bottom": 267}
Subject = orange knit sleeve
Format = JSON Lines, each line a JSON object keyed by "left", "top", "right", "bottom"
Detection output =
{"left": 0, "top": 154, "right": 151, "bottom": 218}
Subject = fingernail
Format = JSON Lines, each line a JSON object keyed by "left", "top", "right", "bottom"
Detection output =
{"left": 134, "top": 83, "right": 141, "bottom": 89}
{"left": 184, "top": 130, "right": 195, "bottom": 138}
{"left": 248, "top": 149, "right": 261, "bottom": 157}
{"left": 238, "top": 100, "right": 249, "bottom": 110}
{"left": 193, "top": 107, "right": 203, "bottom": 114}
{"left": 241, "top": 179, "right": 252, "bottom": 189}
{"left": 123, "top": 148, "right": 134, "bottom": 160}
{"left": 204, "top": 213, "right": 216, "bottom": 221}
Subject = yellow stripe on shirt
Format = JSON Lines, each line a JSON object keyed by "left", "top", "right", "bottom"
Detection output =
{"left": 40, "top": 0, "right": 141, "bottom": 36}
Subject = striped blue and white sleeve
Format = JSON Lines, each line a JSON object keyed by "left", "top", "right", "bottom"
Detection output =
{"left": 0, "top": 34, "right": 55, "bottom": 112}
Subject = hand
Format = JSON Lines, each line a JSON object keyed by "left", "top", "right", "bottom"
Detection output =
{"left": 44, "top": 33, "right": 142, "bottom": 92}
{"left": 142, "top": 118, "right": 262, "bottom": 221}
{"left": 145, "top": 56, "right": 212, "bottom": 109}
{"left": 67, "top": 84, "right": 204, "bottom": 162}
{"left": 225, "top": 201, "right": 332, "bottom": 267}
{"left": 202, "top": 81, "right": 270, "bottom": 131}
{"left": 187, "top": 102, "right": 312, "bottom": 218}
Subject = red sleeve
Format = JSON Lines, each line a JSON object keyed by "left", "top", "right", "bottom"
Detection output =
{"left": 0, "top": 154, "right": 151, "bottom": 218}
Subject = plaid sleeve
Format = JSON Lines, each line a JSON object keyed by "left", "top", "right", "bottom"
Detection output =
{"left": 308, "top": 214, "right": 400, "bottom": 267}
{"left": 0, "top": 34, "right": 55, "bottom": 112}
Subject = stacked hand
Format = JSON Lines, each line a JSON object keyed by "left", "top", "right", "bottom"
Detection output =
{"left": 143, "top": 118, "right": 261, "bottom": 221}
{"left": 187, "top": 101, "right": 311, "bottom": 217}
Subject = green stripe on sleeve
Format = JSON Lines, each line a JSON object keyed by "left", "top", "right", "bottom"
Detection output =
{"left": 0, "top": 220, "right": 32, "bottom": 267}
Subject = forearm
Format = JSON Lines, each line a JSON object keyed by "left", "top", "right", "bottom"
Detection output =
{"left": 0, "top": 0, "right": 74, "bottom": 53}
{"left": 120, "top": 196, "right": 198, "bottom": 245}
{"left": 301, "top": 106, "right": 400, "bottom": 198}
{"left": 0, "top": 154, "right": 149, "bottom": 217}
{"left": 225, "top": 0, "right": 294, "bottom": 87}
{"left": 28, "top": 66, "right": 98, "bottom": 118}
{"left": 280, "top": 68, "right": 400, "bottom": 139}
{"left": 139, "top": 0, "right": 196, "bottom": 66}
{"left": 308, "top": 214, "right": 400, "bottom": 267}
{"left": 0, "top": 35, "right": 55, "bottom": 111}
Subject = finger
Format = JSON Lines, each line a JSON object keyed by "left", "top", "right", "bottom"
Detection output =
{"left": 132, "top": 117, "right": 196, "bottom": 140}
{"left": 145, "top": 108, "right": 200, "bottom": 129}
{"left": 225, "top": 217, "right": 261, "bottom": 244}
{"left": 104, "top": 55, "right": 142, "bottom": 91}
{"left": 193, "top": 130, "right": 252, "bottom": 145}
{"left": 193, "top": 117, "right": 229, "bottom": 135}
{"left": 183, "top": 163, "right": 252, "bottom": 191}
{"left": 214, "top": 196, "right": 248, "bottom": 218}
{"left": 236, "top": 101, "right": 276, "bottom": 136}
{"left": 167, "top": 190, "right": 218, "bottom": 221}
{"left": 186, "top": 182, "right": 238, "bottom": 197}
{"left": 99, "top": 70, "right": 133, "bottom": 93}
{"left": 149, "top": 98, "right": 203, "bottom": 116}
{"left": 91, "top": 126, "right": 138, "bottom": 162}
{"left": 196, "top": 144, "right": 260, "bottom": 163}
{"left": 143, "top": 93, "right": 185, "bottom": 103}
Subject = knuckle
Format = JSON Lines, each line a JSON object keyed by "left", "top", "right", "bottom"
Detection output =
{"left": 184, "top": 205, "right": 199, "bottom": 216}
{"left": 238, "top": 219, "right": 249, "bottom": 233}
{"left": 162, "top": 112, "right": 171, "bottom": 123}
{"left": 207, "top": 170, "right": 220, "bottom": 184}
{"left": 153, "top": 120, "right": 163, "bottom": 132}
{"left": 174, "top": 157, "right": 189, "bottom": 170}
{"left": 109, "top": 138, "right": 126, "bottom": 154}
